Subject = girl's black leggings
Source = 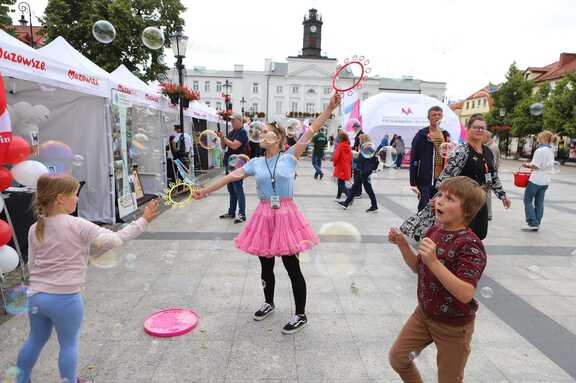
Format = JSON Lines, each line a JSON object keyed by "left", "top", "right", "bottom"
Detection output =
{"left": 258, "top": 255, "right": 307, "bottom": 315}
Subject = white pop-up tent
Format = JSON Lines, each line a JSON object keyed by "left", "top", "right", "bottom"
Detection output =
{"left": 361, "top": 93, "right": 461, "bottom": 147}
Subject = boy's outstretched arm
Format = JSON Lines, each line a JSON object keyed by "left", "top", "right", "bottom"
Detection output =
{"left": 419, "top": 238, "right": 476, "bottom": 303}
{"left": 388, "top": 228, "right": 419, "bottom": 273}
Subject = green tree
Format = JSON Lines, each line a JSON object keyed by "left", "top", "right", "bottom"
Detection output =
{"left": 0, "top": 0, "right": 16, "bottom": 35}
{"left": 41, "top": 0, "right": 185, "bottom": 81}
{"left": 485, "top": 63, "right": 534, "bottom": 130}
{"left": 543, "top": 73, "right": 576, "bottom": 138}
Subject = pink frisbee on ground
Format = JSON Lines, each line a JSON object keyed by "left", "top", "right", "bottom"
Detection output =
{"left": 144, "top": 308, "right": 199, "bottom": 337}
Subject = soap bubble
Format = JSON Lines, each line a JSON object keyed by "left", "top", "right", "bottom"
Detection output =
{"left": 30, "top": 306, "right": 39, "bottom": 315}
{"left": 248, "top": 122, "right": 264, "bottom": 143}
{"left": 72, "top": 154, "right": 84, "bottom": 167}
{"left": 529, "top": 102, "right": 544, "bottom": 117}
{"left": 548, "top": 161, "right": 560, "bottom": 175}
{"left": 124, "top": 253, "right": 137, "bottom": 269}
{"left": 360, "top": 142, "right": 376, "bottom": 159}
{"left": 198, "top": 130, "right": 219, "bottom": 150}
{"left": 39, "top": 140, "right": 74, "bottom": 175}
{"left": 479, "top": 286, "right": 493, "bottom": 299}
{"left": 228, "top": 154, "right": 249, "bottom": 172}
{"left": 439, "top": 142, "right": 458, "bottom": 159}
{"left": 378, "top": 146, "right": 397, "bottom": 167}
{"left": 142, "top": 26, "right": 165, "bottom": 50}
{"left": 408, "top": 351, "right": 419, "bottom": 362}
{"left": 352, "top": 150, "right": 359, "bottom": 160}
{"left": 92, "top": 20, "right": 116, "bottom": 44}
{"left": 310, "top": 222, "right": 365, "bottom": 277}
{"left": 4, "top": 285, "right": 27, "bottom": 316}
{"left": 132, "top": 133, "right": 149, "bottom": 150}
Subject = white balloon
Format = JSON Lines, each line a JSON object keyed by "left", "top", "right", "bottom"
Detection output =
{"left": 0, "top": 245, "right": 20, "bottom": 273}
{"left": 12, "top": 102, "right": 33, "bottom": 125}
{"left": 11, "top": 160, "right": 49, "bottom": 187}
{"left": 32, "top": 105, "right": 50, "bottom": 122}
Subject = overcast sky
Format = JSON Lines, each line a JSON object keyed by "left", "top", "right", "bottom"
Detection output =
{"left": 17, "top": 0, "right": 576, "bottom": 100}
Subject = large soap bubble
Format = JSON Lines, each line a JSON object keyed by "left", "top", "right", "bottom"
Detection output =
{"left": 92, "top": 20, "right": 116, "bottom": 44}
{"left": 142, "top": 27, "right": 165, "bottom": 50}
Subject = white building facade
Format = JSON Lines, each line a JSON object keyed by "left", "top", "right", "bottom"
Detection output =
{"left": 181, "top": 9, "right": 446, "bottom": 134}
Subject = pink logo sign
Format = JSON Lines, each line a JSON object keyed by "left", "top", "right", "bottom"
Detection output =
{"left": 401, "top": 107, "right": 413, "bottom": 116}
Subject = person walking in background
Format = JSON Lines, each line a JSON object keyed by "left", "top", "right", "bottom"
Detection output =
{"left": 409, "top": 106, "right": 450, "bottom": 211}
{"left": 377, "top": 134, "right": 390, "bottom": 152}
{"left": 311, "top": 127, "right": 328, "bottom": 180}
{"left": 393, "top": 136, "right": 405, "bottom": 168}
{"left": 333, "top": 131, "right": 353, "bottom": 202}
{"left": 216, "top": 113, "right": 250, "bottom": 224}
{"left": 484, "top": 131, "right": 501, "bottom": 220}
{"left": 351, "top": 120, "right": 364, "bottom": 197}
{"left": 521, "top": 130, "right": 555, "bottom": 231}
{"left": 337, "top": 134, "right": 379, "bottom": 212}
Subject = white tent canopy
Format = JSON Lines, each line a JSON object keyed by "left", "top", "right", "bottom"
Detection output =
{"left": 0, "top": 30, "right": 109, "bottom": 97}
{"left": 361, "top": 93, "right": 461, "bottom": 146}
{"left": 109, "top": 64, "right": 163, "bottom": 109}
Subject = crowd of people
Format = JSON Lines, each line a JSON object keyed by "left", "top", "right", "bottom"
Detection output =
{"left": 11, "top": 93, "right": 559, "bottom": 383}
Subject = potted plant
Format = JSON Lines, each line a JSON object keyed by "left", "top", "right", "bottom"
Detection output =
{"left": 218, "top": 109, "right": 233, "bottom": 121}
{"left": 180, "top": 85, "right": 201, "bottom": 109}
{"left": 160, "top": 82, "right": 181, "bottom": 105}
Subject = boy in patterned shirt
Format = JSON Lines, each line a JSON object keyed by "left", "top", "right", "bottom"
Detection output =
{"left": 387, "top": 176, "right": 487, "bottom": 383}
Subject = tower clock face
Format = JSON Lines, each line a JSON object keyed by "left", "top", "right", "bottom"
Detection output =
{"left": 310, "top": 25, "right": 317, "bottom": 33}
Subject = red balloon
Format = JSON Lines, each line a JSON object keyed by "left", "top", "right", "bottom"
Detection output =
{"left": 4, "top": 136, "right": 30, "bottom": 164}
{"left": 0, "top": 219, "right": 12, "bottom": 247}
{"left": 0, "top": 167, "right": 12, "bottom": 191}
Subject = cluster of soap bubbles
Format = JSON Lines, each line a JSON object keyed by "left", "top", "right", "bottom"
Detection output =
{"left": 198, "top": 130, "right": 219, "bottom": 150}
{"left": 359, "top": 142, "right": 376, "bottom": 159}
{"left": 529, "top": 102, "right": 544, "bottom": 117}
{"left": 93, "top": 20, "right": 165, "bottom": 50}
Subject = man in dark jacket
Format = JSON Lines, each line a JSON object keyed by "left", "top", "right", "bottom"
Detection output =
{"left": 409, "top": 106, "right": 449, "bottom": 211}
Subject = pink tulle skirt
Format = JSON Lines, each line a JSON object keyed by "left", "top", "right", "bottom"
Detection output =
{"left": 235, "top": 199, "right": 319, "bottom": 257}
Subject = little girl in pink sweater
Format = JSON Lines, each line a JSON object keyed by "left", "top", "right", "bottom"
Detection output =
{"left": 15, "top": 175, "right": 159, "bottom": 383}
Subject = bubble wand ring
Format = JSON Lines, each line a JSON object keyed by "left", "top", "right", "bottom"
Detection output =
{"left": 162, "top": 179, "right": 199, "bottom": 208}
{"left": 331, "top": 56, "right": 371, "bottom": 95}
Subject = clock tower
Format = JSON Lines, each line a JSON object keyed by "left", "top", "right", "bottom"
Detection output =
{"left": 301, "top": 8, "right": 323, "bottom": 58}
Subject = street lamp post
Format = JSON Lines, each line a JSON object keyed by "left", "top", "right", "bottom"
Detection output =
{"left": 222, "top": 79, "right": 232, "bottom": 135}
{"left": 169, "top": 29, "right": 190, "bottom": 172}
{"left": 240, "top": 97, "right": 246, "bottom": 118}
{"left": 18, "top": 2, "right": 34, "bottom": 48}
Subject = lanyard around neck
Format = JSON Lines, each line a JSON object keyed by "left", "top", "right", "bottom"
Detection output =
{"left": 265, "top": 154, "right": 281, "bottom": 193}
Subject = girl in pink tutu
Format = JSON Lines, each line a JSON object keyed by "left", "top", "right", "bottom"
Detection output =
{"left": 194, "top": 94, "right": 341, "bottom": 334}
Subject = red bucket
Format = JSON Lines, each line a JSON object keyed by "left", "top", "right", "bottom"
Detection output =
{"left": 513, "top": 169, "right": 531, "bottom": 188}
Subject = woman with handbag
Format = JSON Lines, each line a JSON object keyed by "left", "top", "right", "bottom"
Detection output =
{"left": 400, "top": 114, "right": 511, "bottom": 241}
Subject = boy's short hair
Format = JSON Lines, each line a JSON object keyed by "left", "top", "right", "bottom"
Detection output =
{"left": 438, "top": 176, "right": 487, "bottom": 225}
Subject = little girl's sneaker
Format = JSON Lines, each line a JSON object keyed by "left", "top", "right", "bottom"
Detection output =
{"left": 281, "top": 314, "right": 308, "bottom": 334}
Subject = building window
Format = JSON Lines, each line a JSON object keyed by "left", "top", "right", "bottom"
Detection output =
{"left": 216, "top": 82, "right": 222, "bottom": 92}
{"left": 323, "top": 87, "right": 331, "bottom": 95}
{"left": 291, "top": 102, "right": 298, "bottom": 112}
{"left": 306, "top": 103, "right": 315, "bottom": 113}
{"left": 466, "top": 101, "right": 469, "bottom": 109}
{"left": 216, "top": 101, "right": 222, "bottom": 110}
{"left": 252, "top": 103, "right": 258, "bottom": 112}
{"left": 205, "top": 101, "right": 211, "bottom": 107}
{"left": 306, "top": 88, "right": 316, "bottom": 96}
{"left": 193, "top": 81, "right": 199, "bottom": 91}
{"left": 275, "top": 101, "right": 282, "bottom": 114}
{"left": 292, "top": 85, "right": 300, "bottom": 94}
{"left": 276, "top": 85, "right": 283, "bottom": 94}
{"left": 253, "top": 82, "right": 259, "bottom": 94}
{"left": 204, "top": 81, "right": 210, "bottom": 92}
{"left": 483, "top": 98, "right": 487, "bottom": 107}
